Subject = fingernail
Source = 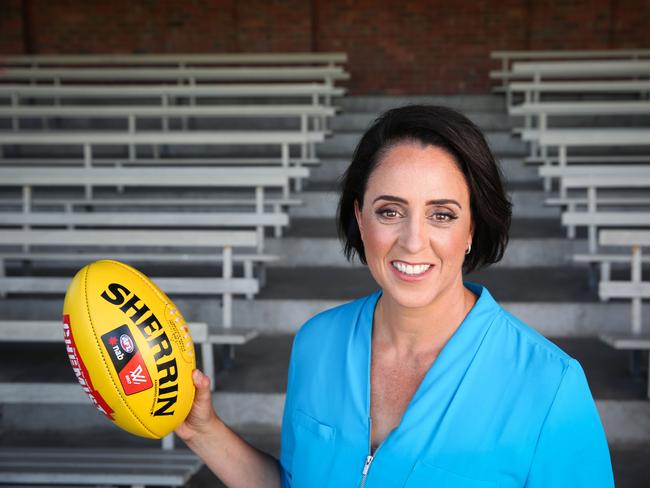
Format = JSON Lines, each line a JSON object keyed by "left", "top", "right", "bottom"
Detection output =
{"left": 193, "top": 369, "right": 203, "bottom": 383}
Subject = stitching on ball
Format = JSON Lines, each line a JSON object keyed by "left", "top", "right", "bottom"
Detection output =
{"left": 109, "top": 259, "right": 195, "bottom": 358}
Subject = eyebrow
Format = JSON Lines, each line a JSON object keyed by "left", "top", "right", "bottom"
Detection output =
{"left": 372, "top": 194, "right": 462, "bottom": 209}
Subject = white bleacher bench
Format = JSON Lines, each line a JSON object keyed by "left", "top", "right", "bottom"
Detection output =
{"left": 562, "top": 210, "right": 650, "bottom": 252}
{"left": 509, "top": 60, "right": 650, "bottom": 82}
{"left": 0, "top": 319, "right": 207, "bottom": 484}
{"left": 0, "top": 52, "right": 348, "bottom": 68}
{"left": 0, "top": 104, "right": 336, "bottom": 155}
{"left": 0, "top": 229, "right": 260, "bottom": 354}
{"left": 0, "top": 166, "right": 309, "bottom": 210}
{"left": 538, "top": 164, "right": 650, "bottom": 199}
{"left": 524, "top": 128, "right": 650, "bottom": 192}
{"left": 0, "top": 156, "right": 323, "bottom": 168}
{"left": 0, "top": 447, "right": 203, "bottom": 487}
{"left": 0, "top": 196, "right": 302, "bottom": 239}
{"left": 502, "top": 59, "right": 650, "bottom": 106}
{"left": 597, "top": 229, "right": 650, "bottom": 398}
{"left": 506, "top": 80, "right": 650, "bottom": 109}
{"left": 0, "top": 131, "right": 319, "bottom": 194}
{"left": 0, "top": 210, "right": 289, "bottom": 254}
{"left": 0, "top": 82, "right": 346, "bottom": 107}
{"left": 490, "top": 49, "right": 650, "bottom": 93}
{"left": 509, "top": 101, "right": 650, "bottom": 143}
{"left": 0, "top": 319, "right": 213, "bottom": 391}
{"left": 0, "top": 66, "right": 350, "bottom": 86}
{"left": 559, "top": 173, "right": 650, "bottom": 252}
{"left": 526, "top": 154, "right": 650, "bottom": 166}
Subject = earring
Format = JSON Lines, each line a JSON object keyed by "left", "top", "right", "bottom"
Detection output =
{"left": 465, "top": 243, "right": 472, "bottom": 255}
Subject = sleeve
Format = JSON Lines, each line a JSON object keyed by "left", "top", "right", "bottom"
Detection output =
{"left": 525, "top": 358, "right": 615, "bottom": 487}
{"left": 278, "top": 334, "right": 299, "bottom": 488}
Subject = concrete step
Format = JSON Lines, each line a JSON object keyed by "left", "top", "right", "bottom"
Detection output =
{"left": 2, "top": 264, "right": 647, "bottom": 336}
{"left": 270, "top": 216, "right": 583, "bottom": 268}
{"left": 318, "top": 130, "right": 528, "bottom": 157}
{"left": 3, "top": 293, "right": 645, "bottom": 337}
{"left": 289, "top": 188, "right": 560, "bottom": 218}
{"left": 339, "top": 95, "right": 505, "bottom": 113}
{"left": 265, "top": 236, "right": 585, "bottom": 268}
{"left": 5, "top": 335, "right": 644, "bottom": 400}
{"left": 330, "top": 111, "right": 513, "bottom": 132}
{"left": 283, "top": 216, "right": 566, "bottom": 239}
{"left": 309, "top": 156, "right": 537, "bottom": 185}
{"left": 0, "top": 423, "right": 647, "bottom": 487}
{"left": 2, "top": 336, "right": 649, "bottom": 445}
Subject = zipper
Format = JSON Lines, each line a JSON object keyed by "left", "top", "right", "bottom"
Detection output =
{"left": 359, "top": 454, "right": 374, "bottom": 488}
{"left": 359, "top": 417, "right": 386, "bottom": 488}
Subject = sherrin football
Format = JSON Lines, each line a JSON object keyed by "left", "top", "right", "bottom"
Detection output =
{"left": 62, "top": 260, "right": 196, "bottom": 439}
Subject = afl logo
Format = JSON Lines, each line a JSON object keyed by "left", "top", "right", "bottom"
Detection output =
{"left": 120, "top": 334, "right": 135, "bottom": 354}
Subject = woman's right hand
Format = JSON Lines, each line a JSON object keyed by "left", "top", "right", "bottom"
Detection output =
{"left": 174, "top": 369, "right": 282, "bottom": 487}
{"left": 175, "top": 368, "right": 222, "bottom": 444}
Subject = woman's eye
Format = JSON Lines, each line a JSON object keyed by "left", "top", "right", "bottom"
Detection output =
{"left": 430, "top": 212, "right": 457, "bottom": 222}
{"left": 376, "top": 208, "right": 400, "bottom": 219}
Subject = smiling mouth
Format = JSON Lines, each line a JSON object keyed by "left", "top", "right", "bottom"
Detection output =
{"left": 391, "top": 260, "right": 432, "bottom": 276}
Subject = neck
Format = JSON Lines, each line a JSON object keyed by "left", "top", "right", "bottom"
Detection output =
{"left": 373, "top": 278, "right": 476, "bottom": 357}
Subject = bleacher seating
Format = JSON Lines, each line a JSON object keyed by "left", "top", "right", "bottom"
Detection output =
{"left": 0, "top": 50, "right": 347, "bottom": 481}
{"left": 495, "top": 49, "right": 650, "bottom": 406}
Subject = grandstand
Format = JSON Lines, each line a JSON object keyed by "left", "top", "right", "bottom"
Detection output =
{"left": 1, "top": 1, "right": 649, "bottom": 487}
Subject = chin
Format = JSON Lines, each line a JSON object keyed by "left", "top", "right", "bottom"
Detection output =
{"left": 383, "top": 285, "right": 441, "bottom": 310}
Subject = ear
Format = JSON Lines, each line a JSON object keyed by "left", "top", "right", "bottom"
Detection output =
{"left": 354, "top": 199, "right": 364, "bottom": 237}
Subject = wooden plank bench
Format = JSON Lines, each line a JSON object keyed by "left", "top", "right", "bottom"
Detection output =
{"left": 597, "top": 229, "right": 650, "bottom": 398}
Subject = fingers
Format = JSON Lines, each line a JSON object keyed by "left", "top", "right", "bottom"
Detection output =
{"left": 192, "top": 368, "right": 211, "bottom": 391}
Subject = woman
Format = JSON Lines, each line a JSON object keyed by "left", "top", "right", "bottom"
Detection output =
{"left": 176, "top": 105, "right": 614, "bottom": 487}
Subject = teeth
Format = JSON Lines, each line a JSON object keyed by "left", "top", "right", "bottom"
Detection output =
{"left": 392, "top": 261, "right": 431, "bottom": 275}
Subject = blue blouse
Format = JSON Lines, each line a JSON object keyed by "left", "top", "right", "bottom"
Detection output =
{"left": 279, "top": 283, "right": 614, "bottom": 487}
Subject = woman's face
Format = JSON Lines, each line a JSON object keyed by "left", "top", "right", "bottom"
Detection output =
{"left": 354, "top": 141, "right": 473, "bottom": 310}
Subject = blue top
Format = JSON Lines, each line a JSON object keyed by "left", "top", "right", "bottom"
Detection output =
{"left": 279, "top": 283, "right": 614, "bottom": 487}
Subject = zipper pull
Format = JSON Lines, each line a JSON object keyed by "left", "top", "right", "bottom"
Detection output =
{"left": 362, "top": 455, "right": 374, "bottom": 476}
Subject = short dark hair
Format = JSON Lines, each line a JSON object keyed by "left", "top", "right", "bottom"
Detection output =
{"left": 336, "top": 104, "right": 512, "bottom": 274}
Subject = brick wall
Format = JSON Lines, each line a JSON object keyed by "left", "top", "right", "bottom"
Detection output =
{"left": 1, "top": 0, "right": 649, "bottom": 94}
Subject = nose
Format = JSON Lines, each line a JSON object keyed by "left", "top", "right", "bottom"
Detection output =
{"left": 400, "top": 215, "right": 428, "bottom": 254}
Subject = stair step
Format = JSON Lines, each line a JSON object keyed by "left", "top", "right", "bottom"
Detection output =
{"left": 290, "top": 189, "right": 560, "bottom": 218}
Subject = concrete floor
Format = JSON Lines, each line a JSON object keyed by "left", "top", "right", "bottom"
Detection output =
{"left": 2, "top": 425, "right": 646, "bottom": 487}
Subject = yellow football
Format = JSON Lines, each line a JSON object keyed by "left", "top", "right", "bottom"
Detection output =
{"left": 62, "top": 260, "right": 196, "bottom": 439}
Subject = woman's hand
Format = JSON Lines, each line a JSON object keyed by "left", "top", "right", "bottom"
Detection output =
{"left": 174, "top": 369, "right": 282, "bottom": 487}
{"left": 175, "top": 368, "right": 222, "bottom": 444}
